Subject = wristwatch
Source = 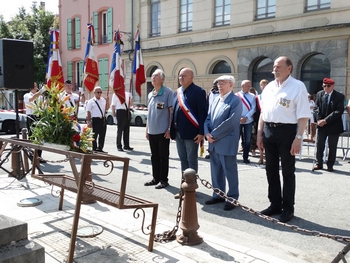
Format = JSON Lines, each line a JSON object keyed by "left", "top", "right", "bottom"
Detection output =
{"left": 295, "top": 134, "right": 302, "bottom": 140}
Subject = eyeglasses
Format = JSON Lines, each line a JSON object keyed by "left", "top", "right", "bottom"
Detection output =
{"left": 322, "top": 84, "right": 332, "bottom": 88}
{"left": 96, "top": 91, "right": 102, "bottom": 94}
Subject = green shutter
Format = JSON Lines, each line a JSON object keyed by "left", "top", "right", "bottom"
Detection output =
{"left": 79, "top": 60, "right": 84, "bottom": 86}
{"left": 107, "top": 8, "right": 113, "bottom": 43}
{"left": 98, "top": 58, "right": 109, "bottom": 90}
{"left": 75, "top": 17, "right": 81, "bottom": 49}
{"left": 93, "top": 12, "right": 99, "bottom": 45}
{"left": 67, "top": 19, "right": 72, "bottom": 50}
{"left": 67, "top": 61, "right": 73, "bottom": 83}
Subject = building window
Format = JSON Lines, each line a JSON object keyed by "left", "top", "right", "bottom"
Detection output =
{"left": 252, "top": 57, "right": 274, "bottom": 93}
{"left": 301, "top": 54, "right": 330, "bottom": 95}
{"left": 306, "top": 0, "right": 331, "bottom": 12}
{"left": 101, "top": 11, "right": 108, "bottom": 44}
{"left": 75, "top": 60, "right": 84, "bottom": 90}
{"left": 150, "top": 0, "right": 161, "bottom": 37}
{"left": 212, "top": 61, "right": 231, "bottom": 74}
{"left": 214, "top": 0, "right": 230, "bottom": 27}
{"left": 67, "top": 17, "right": 81, "bottom": 50}
{"left": 93, "top": 8, "right": 113, "bottom": 45}
{"left": 256, "top": 0, "right": 276, "bottom": 20}
{"left": 179, "top": 0, "right": 193, "bottom": 32}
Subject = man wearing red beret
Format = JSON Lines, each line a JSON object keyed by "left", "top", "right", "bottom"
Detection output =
{"left": 314, "top": 78, "right": 345, "bottom": 172}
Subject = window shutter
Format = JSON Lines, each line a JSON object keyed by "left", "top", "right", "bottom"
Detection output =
{"left": 107, "top": 8, "right": 113, "bottom": 43}
{"left": 98, "top": 58, "right": 109, "bottom": 90}
{"left": 67, "top": 61, "right": 73, "bottom": 83}
{"left": 67, "top": 19, "right": 72, "bottom": 50}
{"left": 93, "top": 12, "right": 99, "bottom": 45}
{"left": 79, "top": 60, "right": 84, "bottom": 86}
{"left": 75, "top": 17, "right": 81, "bottom": 49}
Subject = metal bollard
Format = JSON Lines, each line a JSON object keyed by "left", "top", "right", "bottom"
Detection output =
{"left": 176, "top": 168, "right": 203, "bottom": 246}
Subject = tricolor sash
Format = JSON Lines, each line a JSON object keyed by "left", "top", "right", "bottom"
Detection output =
{"left": 177, "top": 88, "right": 199, "bottom": 128}
{"left": 236, "top": 92, "right": 251, "bottom": 111}
{"left": 256, "top": 94, "right": 262, "bottom": 111}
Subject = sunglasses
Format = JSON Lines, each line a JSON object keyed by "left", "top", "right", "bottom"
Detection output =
{"left": 96, "top": 91, "right": 102, "bottom": 94}
{"left": 322, "top": 84, "right": 332, "bottom": 88}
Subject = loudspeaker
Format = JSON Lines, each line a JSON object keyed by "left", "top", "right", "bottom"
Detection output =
{"left": 0, "top": 39, "right": 34, "bottom": 90}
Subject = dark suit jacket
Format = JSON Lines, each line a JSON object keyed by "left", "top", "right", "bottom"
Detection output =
{"left": 315, "top": 89, "right": 345, "bottom": 135}
{"left": 170, "top": 82, "right": 207, "bottom": 140}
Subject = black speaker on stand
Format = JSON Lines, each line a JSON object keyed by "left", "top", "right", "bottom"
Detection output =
{"left": 0, "top": 39, "right": 34, "bottom": 138}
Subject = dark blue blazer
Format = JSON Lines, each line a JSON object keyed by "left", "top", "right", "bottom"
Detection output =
{"left": 315, "top": 89, "right": 345, "bottom": 135}
{"left": 171, "top": 82, "right": 207, "bottom": 140}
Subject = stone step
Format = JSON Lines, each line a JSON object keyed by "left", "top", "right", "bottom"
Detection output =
{"left": 0, "top": 239, "right": 45, "bottom": 263}
{"left": 0, "top": 215, "right": 27, "bottom": 247}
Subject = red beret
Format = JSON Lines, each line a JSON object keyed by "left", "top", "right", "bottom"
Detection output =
{"left": 323, "top": 78, "right": 335, "bottom": 85}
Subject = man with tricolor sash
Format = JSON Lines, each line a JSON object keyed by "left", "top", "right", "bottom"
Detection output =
{"left": 170, "top": 68, "right": 207, "bottom": 197}
{"left": 236, "top": 80, "right": 256, "bottom": 164}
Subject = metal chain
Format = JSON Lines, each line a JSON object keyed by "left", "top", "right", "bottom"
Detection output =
{"left": 25, "top": 147, "right": 69, "bottom": 163}
{"left": 154, "top": 188, "right": 184, "bottom": 243}
{"left": 197, "top": 174, "right": 350, "bottom": 243}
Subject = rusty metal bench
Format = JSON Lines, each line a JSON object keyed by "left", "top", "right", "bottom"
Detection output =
{"left": 0, "top": 137, "right": 158, "bottom": 263}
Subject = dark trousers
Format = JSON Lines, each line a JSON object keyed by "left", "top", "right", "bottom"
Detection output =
{"left": 149, "top": 133, "right": 170, "bottom": 183}
{"left": 116, "top": 109, "right": 131, "bottom": 149}
{"left": 240, "top": 122, "right": 253, "bottom": 161}
{"left": 316, "top": 128, "right": 340, "bottom": 168}
{"left": 27, "top": 115, "right": 42, "bottom": 157}
{"left": 263, "top": 124, "right": 297, "bottom": 212}
{"left": 91, "top": 117, "right": 107, "bottom": 151}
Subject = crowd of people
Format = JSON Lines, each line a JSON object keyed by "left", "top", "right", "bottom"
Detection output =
{"left": 23, "top": 55, "right": 348, "bottom": 224}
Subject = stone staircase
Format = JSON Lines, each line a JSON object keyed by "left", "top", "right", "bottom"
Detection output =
{"left": 0, "top": 215, "right": 45, "bottom": 263}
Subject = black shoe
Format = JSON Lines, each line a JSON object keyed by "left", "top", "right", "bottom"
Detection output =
{"left": 223, "top": 202, "right": 235, "bottom": 211}
{"left": 155, "top": 181, "right": 169, "bottom": 189}
{"left": 243, "top": 159, "right": 250, "bottom": 164}
{"left": 278, "top": 210, "right": 294, "bottom": 223}
{"left": 205, "top": 198, "right": 225, "bottom": 205}
{"left": 313, "top": 164, "right": 323, "bottom": 170}
{"left": 205, "top": 154, "right": 210, "bottom": 159}
{"left": 144, "top": 180, "right": 158, "bottom": 186}
{"left": 39, "top": 159, "right": 46, "bottom": 164}
{"left": 117, "top": 147, "right": 124, "bottom": 152}
{"left": 124, "top": 147, "right": 134, "bottom": 151}
{"left": 327, "top": 166, "right": 334, "bottom": 172}
{"left": 260, "top": 205, "right": 282, "bottom": 216}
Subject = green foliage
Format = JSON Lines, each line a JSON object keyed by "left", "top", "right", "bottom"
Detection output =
{"left": 29, "top": 83, "right": 94, "bottom": 153}
{"left": 0, "top": 3, "right": 57, "bottom": 84}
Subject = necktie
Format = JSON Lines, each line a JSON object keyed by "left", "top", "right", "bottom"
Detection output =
{"left": 324, "top": 93, "right": 329, "bottom": 104}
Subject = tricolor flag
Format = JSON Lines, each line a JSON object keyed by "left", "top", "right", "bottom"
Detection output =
{"left": 109, "top": 30, "right": 125, "bottom": 104}
{"left": 83, "top": 24, "right": 99, "bottom": 92}
{"left": 46, "top": 29, "right": 64, "bottom": 89}
{"left": 132, "top": 29, "right": 146, "bottom": 97}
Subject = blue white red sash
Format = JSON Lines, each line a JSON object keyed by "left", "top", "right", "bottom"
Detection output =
{"left": 177, "top": 88, "right": 199, "bottom": 128}
{"left": 236, "top": 92, "right": 251, "bottom": 111}
{"left": 256, "top": 94, "right": 262, "bottom": 111}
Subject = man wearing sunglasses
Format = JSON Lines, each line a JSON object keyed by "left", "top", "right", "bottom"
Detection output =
{"left": 86, "top": 86, "right": 109, "bottom": 152}
{"left": 313, "top": 78, "right": 345, "bottom": 172}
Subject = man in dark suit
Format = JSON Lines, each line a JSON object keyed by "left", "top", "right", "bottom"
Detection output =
{"left": 170, "top": 68, "right": 207, "bottom": 197}
{"left": 204, "top": 75, "right": 242, "bottom": 211}
{"left": 314, "top": 78, "right": 345, "bottom": 172}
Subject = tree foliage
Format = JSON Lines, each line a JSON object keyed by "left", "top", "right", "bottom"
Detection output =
{"left": 0, "top": 3, "right": 58, "bottom": 84}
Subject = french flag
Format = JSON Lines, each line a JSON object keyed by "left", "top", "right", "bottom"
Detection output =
{"left": 46, "top": 30, "right": 64, "bottom": 89}
{"left": 132, "top": 29, "right": 146, "bottom": 97}
{"left": 109, "top": 30, "right": 125, "bottom": 104}
{"left": 83, "top": 24, "right": 99, "bottom": 92}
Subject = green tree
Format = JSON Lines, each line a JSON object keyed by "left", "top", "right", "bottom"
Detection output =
{"left": 0, "top": 3, "right": 57, "bottom": 83}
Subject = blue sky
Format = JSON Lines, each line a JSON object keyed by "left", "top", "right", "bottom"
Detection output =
{"left": 0, "top": 0, "right": 58, "bottom": 21}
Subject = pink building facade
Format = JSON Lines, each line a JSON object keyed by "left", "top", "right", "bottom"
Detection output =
{"left": 58, "top": 0, "right": 126, "bottom": 99}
